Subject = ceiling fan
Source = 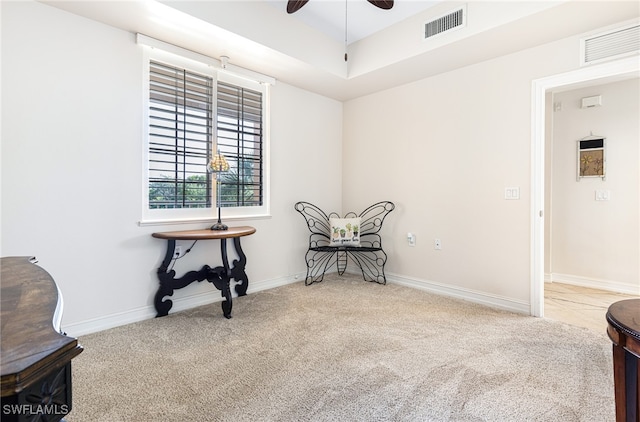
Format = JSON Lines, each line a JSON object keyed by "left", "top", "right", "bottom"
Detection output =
{"left": 286, "top": 0, "right": 394, "bottom": 14}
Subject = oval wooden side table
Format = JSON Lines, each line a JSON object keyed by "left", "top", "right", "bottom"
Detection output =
{"left": 151, "top": 226, "right": 256, "bottom": 319}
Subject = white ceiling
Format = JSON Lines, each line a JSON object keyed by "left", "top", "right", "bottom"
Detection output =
{"left": 264, "top": 0, "right": 442, "bottom": 44}
{"left": 43, "top": 1, "right": 639, "bottom": 101}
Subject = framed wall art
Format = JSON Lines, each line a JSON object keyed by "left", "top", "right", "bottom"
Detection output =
{"left": 577, "top": 136, "right": 606, "bottom": 181}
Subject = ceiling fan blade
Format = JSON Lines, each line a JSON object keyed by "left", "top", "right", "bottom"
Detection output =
{"left": 367, "top": 0, "right": 394, "bottom": 10}
{"left": 287, "top": 0, "right": 309, "bottom": 14}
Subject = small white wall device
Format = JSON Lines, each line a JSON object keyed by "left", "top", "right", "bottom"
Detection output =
{"left": 581, "top": 95, "right": 602, "bottom": 109}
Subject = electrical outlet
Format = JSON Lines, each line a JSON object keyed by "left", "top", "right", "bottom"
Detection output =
{"left": 174, "top": 246, "right": 182, "bottom": 258}
{"left": 504, "top": 187, "right": 520, "bottom": 200}
{"left": 407, "top": 233, "right": 416, "bottom": 247}
{"left": 434, "top": 239, "right": 442, "bottom": 250}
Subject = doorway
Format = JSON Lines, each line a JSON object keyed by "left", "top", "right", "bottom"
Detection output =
{"left": 530, "top": 56, "right": 640, "bottom": 318}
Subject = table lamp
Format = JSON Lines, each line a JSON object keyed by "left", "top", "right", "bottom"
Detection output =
{"left": 207, "top": 151, "right": 230, "bottom": 230}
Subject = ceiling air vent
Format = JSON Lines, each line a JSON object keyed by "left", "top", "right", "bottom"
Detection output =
{"left": 581, "top": 23, "right": 640, "bottom": 65}
{"left": 424, "top": 6, "right": 466, "bottom": 40}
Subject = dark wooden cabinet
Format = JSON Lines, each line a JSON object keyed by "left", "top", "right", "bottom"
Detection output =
{"left": 607, "top": 299, "right": 640, "bottom": 422}
{"left": 1, "top": 257, "right": 83, "bottom": 422}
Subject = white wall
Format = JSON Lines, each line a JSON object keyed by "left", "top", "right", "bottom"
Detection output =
{"left": 1, "top": 1, "right": 343, "bottom": 335}
{"left": 549, "top": 79, "right": 639, "bottom": 293}
{"left": 343, "top": 26, "right": 638, "bottom": 310}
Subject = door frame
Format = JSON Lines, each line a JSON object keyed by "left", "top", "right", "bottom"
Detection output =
{"left": 530, "top": 56, "right": 639, "bottom": 317}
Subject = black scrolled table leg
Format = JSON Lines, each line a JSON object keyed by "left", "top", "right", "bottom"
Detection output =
{"left": 204, "top": 238, "right": 234, "bottom": 318}
{"left": 206, "top": 266, "right": 233, "bottom": 319}
{"left": 155, "top": 239, "right": 177, "bottom": 317}
{"left": 230, "top": 237, "right": 250, "bottom": 296}
{"left": 154, "top": 239, "right": 211, "bottom": 317}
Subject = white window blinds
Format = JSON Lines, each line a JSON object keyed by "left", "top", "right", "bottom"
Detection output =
{"left": 216, "top": 81, "right": 264, "bottom": 207}
{"left": 148, "top": 61, "right": 213, "bottom": 209}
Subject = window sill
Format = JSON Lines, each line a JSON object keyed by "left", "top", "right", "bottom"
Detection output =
{"left": 138, "top": 213, "right": 271, "bottom": 227}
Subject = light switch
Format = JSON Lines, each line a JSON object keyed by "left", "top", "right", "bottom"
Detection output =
{"left": 595, "top": 190, "right": 610, "bottom": 201}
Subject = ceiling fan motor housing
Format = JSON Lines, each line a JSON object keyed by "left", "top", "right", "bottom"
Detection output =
{"left": 287, "top": 0, "right": 394, "bottom": 14}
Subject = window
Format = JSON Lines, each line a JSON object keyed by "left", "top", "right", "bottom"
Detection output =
{"left": 148, "top": 61, "right": 213, "bottom": 210}
{"left": 141, "top": 46, "right": 269, "bottom": 224}
{"left": 216, "top": 81, "right": 263, "bottom": 208}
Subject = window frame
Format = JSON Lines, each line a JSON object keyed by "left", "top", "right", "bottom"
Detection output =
{"left": 140, "top": 46, "right": 270, "bottom": 226}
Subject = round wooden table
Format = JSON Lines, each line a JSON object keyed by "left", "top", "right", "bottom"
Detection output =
{"left": 606, "top": 299, "right": 640, "bottom": 422}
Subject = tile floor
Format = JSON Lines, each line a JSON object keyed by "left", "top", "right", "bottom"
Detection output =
{"left": 544, "top": 282, "right": 639, "bottom": 333}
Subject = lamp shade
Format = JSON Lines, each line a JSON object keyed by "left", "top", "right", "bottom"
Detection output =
{"left": 207, "top": 153, "right": 230, "bottom": 173}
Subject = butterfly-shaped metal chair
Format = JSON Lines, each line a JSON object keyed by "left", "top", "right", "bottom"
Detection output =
{"left": 294, "top": 201, "right": 395, "bottom": 285}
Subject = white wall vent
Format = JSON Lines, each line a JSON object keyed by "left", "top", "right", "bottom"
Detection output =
{"left": 581, "top": 23, "right": 640, "bottom": 66}
{"left": 423, "top": 6, "right": 466, "bottom": 40}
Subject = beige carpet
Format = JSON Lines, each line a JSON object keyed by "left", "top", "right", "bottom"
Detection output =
{"left": 68, "top": 274, "right": 615, "bottom": 421}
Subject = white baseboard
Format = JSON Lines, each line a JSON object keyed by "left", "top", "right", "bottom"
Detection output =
{"left": 386, "top": 273, "right": 531, "bottom": 315}
{"left": 547, "top": 273, "right": 639, "bottom": 295}
{"left": 64, "top": 274, "right": 303, "bottom": 338}
{"left": 65, "top": 271, "right": 541, "bottom": 337}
